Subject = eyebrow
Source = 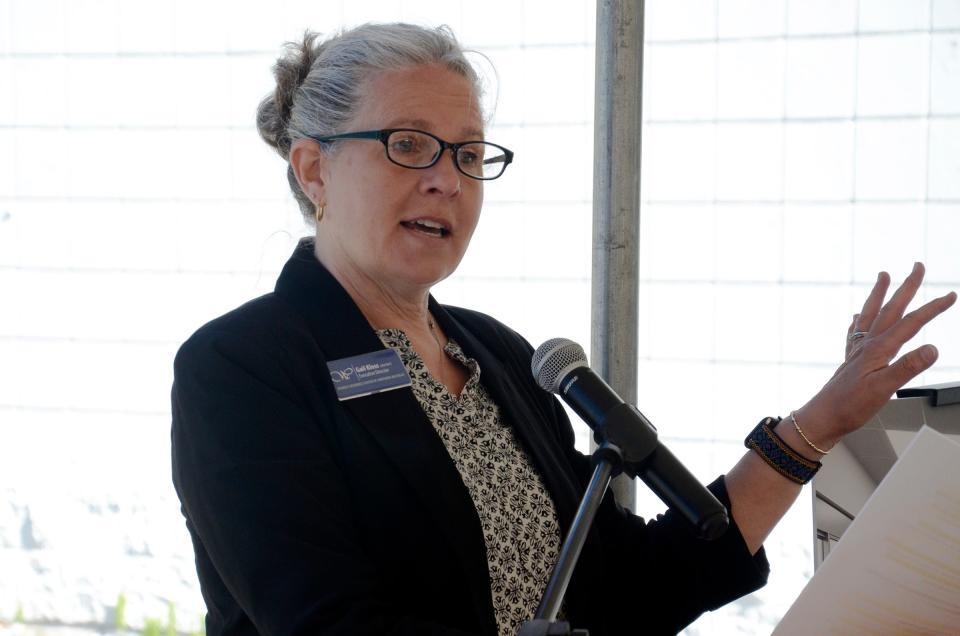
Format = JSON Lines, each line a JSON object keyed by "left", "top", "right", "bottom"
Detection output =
{"left": 386, "top": 118, "right": 485, "bottom": 140}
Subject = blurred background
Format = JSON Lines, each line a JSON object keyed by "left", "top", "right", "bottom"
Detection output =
{"left": 1, "top": 0, "right": 958, "bottom": 634}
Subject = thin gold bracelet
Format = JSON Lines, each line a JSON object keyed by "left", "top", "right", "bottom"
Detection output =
{"left": 790, "top": 410, "right": 830, "bottom": 455}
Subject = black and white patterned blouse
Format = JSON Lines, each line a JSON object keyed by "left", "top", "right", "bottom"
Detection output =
{"left": 376, "top": 328, "right": 563, "bottom": 636}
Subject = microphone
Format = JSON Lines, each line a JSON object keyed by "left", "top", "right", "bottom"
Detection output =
{"left": 531, "top": 338, "right": 729, "bottom": 540}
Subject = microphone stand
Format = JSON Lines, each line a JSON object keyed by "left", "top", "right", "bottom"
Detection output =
{"left": 517, "top": 441, "right": 627, "bottom": 636}
{"left": 518, "top": 401, "right": 729, "bottom": 635}
{"left": 521, "top": 397, "right": 694, "bottom": 635}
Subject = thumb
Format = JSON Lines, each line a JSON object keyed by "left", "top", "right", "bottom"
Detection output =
{"left": 884, "top": 344, "right": 939, "bottom": 392}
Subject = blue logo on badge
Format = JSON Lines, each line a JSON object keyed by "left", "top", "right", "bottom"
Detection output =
{"left": 326, "top": 348, "right": 412, "bottom": 401}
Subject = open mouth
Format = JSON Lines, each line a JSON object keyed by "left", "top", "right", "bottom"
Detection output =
{"left": 400, "top": 219, "right": 450, "bottom": 238}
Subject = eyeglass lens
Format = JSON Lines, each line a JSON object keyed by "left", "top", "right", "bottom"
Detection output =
{"left": 386, "top": 130, "right": 508, "bottom": 179}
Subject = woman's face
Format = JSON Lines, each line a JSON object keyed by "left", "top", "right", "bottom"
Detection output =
{"left": 315, "top": 64, "right": 485, "bottom": 297}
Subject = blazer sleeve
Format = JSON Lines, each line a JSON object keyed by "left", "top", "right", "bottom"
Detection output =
{"left": 546, "top": 395, "right": 771, "bottom": 634}
{"left": 171, "top": 328, "right": 479, "bottom": 636}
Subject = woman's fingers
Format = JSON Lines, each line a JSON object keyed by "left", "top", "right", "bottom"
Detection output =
{"left": 845, "top": 313, "right": 859, "bottom": 357}
{"left": 857, "top": 271, "right": 891, "bottom": 333}
{"left": 836, "top": 290, "right": 956, "bottom": 429}
{"left": 879, "top": 291, "right": 958, "bottom": 355}
{"left": 847, "top": 314, "right": 859, "bottom": 337}
{"left": 848, "top": 269, "right": 895, "bottom": 358}
{"left": 871, "top": 262, "right": 925, "bottom": 336}
{"left": 813, "top": 267, "right": 954, "bottom": 440}
{"left": 877, "top": 344, "right": 940, "bottom": 397}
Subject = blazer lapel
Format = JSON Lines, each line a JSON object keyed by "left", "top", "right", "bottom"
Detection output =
{"left": 275, "top": 240, "right": 496, "bottom": 634}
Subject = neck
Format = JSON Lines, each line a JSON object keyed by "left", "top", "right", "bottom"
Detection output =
{"left": 313, "top": 241, "right": 432, "bottom": 332}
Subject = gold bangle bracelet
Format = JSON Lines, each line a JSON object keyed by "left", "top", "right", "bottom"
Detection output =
{"left": 790, "top": 410, "right": 830, "bottom": 455}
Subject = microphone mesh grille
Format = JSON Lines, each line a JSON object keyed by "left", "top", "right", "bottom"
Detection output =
{"left": 531, "top": 338, "right": 588, "bottom": 393}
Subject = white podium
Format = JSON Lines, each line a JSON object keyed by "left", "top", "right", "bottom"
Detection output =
{"left": 811, "top": 382, "right": 960, "bottom": 570}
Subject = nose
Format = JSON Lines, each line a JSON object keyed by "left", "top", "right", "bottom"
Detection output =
{"left": 418, "top": 149, "right": 462, "bottom": 197}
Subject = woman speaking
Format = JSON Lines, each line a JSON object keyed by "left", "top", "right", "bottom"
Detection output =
{"left": 171, "top": 22, "right": 956, "bottom": 636}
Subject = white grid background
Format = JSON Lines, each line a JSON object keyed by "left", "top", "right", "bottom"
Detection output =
{"left": 1, "top": 0, "right": 958, "bottom": 634}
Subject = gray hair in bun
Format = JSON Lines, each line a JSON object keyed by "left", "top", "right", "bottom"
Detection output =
{"left": 256, "top": 23, "right": 483, "bottom": 222}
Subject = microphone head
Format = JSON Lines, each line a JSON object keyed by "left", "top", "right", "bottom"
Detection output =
{"left": 531, "top": 338, "right": 588, "bottom": 394}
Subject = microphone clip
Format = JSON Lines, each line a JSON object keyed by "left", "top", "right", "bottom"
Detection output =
{"left": 594, "top": 403, "right": 658, "bottom": 477}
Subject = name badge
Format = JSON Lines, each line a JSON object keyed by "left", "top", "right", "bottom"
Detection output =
{"left": 327, "top": 348, "right": 412, "bottom": 401}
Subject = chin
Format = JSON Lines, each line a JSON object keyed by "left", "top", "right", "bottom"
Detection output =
{"left": 399, "top": 263, "right": 457, "bottom": 289}
{"left": 395, "top": 255, "right": 462, "bottom": 286}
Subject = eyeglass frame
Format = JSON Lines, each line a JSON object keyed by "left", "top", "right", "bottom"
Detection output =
{"left": 306, "top": 128, "right": 515, "bottom": 181}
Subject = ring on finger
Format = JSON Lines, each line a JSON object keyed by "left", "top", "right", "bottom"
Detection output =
{"left": 847, "top": 331, "right": 869, "bottom": 342}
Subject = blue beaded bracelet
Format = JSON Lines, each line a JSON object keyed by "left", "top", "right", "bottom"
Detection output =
{"left": 744, "top": 416, "right": 822, "bottom": 485}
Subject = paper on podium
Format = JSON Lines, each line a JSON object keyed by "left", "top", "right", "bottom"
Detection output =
{"left": 773, "top": 426, "right": 960, "bottom": 635}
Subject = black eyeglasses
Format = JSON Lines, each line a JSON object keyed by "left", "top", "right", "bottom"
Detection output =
{"left": 308, "top": 128, "right": 514, "bottom": 181}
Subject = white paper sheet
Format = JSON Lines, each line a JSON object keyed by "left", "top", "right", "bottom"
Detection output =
{"left": 773, "top": 426, "right": 960, "bottom": 635}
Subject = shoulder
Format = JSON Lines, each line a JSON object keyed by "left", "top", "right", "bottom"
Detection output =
{"left": 174, "top": 292, "right": 308, "bottom": 379}
{"left": 443, "top": 304, "right": 535, "bottom": 357}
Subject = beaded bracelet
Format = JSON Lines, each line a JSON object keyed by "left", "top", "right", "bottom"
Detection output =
{"left": 744, "top": 417, "right": 822, "bottom": 485}
{"left": 789, "top": 410, "right": 830, "bottom": 455}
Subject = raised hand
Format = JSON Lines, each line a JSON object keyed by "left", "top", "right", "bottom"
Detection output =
{"left": 800, "top": 263, "right": 956, "bottom": 449}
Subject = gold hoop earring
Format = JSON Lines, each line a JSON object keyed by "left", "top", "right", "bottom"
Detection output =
{"left": 315, "top": 204, "right": 324, "bottom": 224}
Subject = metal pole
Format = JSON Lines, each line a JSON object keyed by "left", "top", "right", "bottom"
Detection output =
{"left": 591, "top": 0, "right": 644, "bottom": 511}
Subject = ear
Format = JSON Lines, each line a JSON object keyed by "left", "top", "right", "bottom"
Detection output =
{"left": 289, "top": 138, "right": 328, "bottom": 206}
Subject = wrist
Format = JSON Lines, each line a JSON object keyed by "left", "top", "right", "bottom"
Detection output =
{"left": 789, "top": 404, "right": 840, "bottom": 456}
{"left": 744, "top": 417, "right": 822, "bottom": 485}
{"left": 772, "top": 418, "right": 823, "bottom": 462}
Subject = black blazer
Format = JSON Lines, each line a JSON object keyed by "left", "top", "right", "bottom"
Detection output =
{"left": 171, "top": 239, "right": 768, "bottom": 636}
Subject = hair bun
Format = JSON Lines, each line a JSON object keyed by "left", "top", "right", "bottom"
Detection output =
{"left": 256, "top": 31, "right": 323, "bottom": 158}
